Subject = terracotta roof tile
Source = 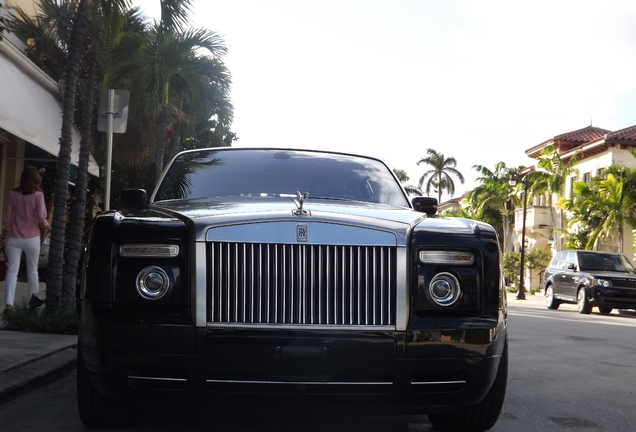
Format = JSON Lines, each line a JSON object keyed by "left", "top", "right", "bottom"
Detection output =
{"left": 605, "top": 125, "right": 636, "bottom": 143}
{"left": 525, "top": 125, "right": 611, "bottom": 158}
{"left": 553, "top": 125, "right": 610, "bottom": 143}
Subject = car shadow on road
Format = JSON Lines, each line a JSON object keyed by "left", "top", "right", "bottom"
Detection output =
{"left": 546, "top": 306, "right": 636, "bottom": 319}
{"left": 131, "top": 404, "right": 435, "bottom": 432}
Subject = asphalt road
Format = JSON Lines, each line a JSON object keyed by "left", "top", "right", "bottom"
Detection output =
{"left": 2, "top": 296, "right": 636, "bottom": 431}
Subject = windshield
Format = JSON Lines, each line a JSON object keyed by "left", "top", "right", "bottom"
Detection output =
{"left": 153, "top": 149, "right": 409, "bottom": 207}
{"left": 578, "top": 252, "right": 636, "bottom": 273}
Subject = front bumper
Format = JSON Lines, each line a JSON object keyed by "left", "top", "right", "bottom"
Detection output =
{"left": 589, "top": 286, "right": 636, "bottom": 310}
{"left": 79, "top": 310, "right": 506, "bottom": 412}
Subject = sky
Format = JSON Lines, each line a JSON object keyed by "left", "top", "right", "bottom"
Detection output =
{"left": 131, "top": 0, "right": 636, "bottom": 202}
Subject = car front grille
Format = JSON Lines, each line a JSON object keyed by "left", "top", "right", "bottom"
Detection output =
{"left": 207, "top": 242, "right": 396, "bottom": 326}
{"left": 610, "top": 277, "right": 636, "bottom": 289}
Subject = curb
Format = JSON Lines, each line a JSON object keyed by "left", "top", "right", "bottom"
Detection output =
{"left": 0, "top": 345, "right": 77, "bottom": 407}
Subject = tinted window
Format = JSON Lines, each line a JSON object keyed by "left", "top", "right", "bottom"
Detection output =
{"left": 578, "top": 252, "right": 636, "bottom": 273}
{"left": 154, "top": 149, "right": 409, "bottom": 207}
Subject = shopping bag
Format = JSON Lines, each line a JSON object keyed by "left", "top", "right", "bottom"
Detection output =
{"left": 39, "top": 235, "right": 50, "bottom": 268}
{"left": 0, "top": 247, "right": 7, "bottom": 281}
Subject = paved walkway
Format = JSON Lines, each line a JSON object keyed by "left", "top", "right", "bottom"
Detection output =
{"left": 0, "top": 279, "right": 77, "bottom": 407}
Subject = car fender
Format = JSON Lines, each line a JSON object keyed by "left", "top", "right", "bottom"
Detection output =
{"left": 577, "top": 281, "right": 592, "bottom": 298}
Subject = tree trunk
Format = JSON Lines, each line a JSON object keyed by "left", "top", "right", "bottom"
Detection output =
{"left": 168, "top": 120, "right": 182, "bottom": 162}
{"left": 45, "top": 0, "right": 89, "bottom": 310}
{"left": 62, "top": 40, "right": 97, "bottom": 302}
{"left": 154, "top": 104, "right": 168, "bottom": 184}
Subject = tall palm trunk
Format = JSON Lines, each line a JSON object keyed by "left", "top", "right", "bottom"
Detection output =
{"left": 45, "top": 0, "right": 89, "bottom": 310}
{"left": 155, "top": 104, "right": 169, "bottom": 184}
{"left": 169, "top": 120, "right": 182, "bottom": 162}
{"left": 62, "top": 40, "right": 98, "bottom": 301}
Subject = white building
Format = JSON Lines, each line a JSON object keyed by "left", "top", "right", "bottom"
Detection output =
{"left": 518, "top": 125, "right": 636, "bottom": 290}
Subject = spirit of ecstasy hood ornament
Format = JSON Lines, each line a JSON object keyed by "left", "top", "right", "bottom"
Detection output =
{"left": 293, "top": 191, "right": 310, "bottom": 215}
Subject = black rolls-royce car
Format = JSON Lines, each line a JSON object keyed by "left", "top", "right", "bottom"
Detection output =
{"left": 544, "top": 250, "right": 636, "bottom": 314}
{"left": 76, "top": 148, "right": 507, "bottom": 431}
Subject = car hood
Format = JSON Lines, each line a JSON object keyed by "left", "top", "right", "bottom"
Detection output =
{"left": 132, "top": 197, "right": 485, "bottom": 246}
{"left": 150, "top": 196, "right": 420, "bottom": 223}
{"left": 584, "top": 270, "right": 636, "bottom": 278}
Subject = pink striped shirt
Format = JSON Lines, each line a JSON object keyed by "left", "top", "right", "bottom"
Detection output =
{"left": 2, "top": 190, "right": 47, "bottom": 239}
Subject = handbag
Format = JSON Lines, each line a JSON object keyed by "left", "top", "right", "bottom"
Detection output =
{"left": 0, "top": 246, "right": 7, "bottom": 282}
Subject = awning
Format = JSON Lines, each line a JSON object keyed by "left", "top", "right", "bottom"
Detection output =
{"left": 0, "top": 40, "right": 99, "bottom": 177}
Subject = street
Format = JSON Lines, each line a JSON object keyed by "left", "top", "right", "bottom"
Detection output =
{"left": 2, "top": 295, "right": 636, "bottom": 431}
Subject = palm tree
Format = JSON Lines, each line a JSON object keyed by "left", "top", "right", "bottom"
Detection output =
{"left": 530, "top": 143, "right": 579, "bottom": 251}
{"left": 561, "top": 171, "right": 636, "bottom": 253}
{"left": 7, "top": 0, "right": 135, "bottom": 308}
{"left": 44, "top": 0, "right": 90, "bottom": 310}
{"left": 7, "top": 0, "right": 232, "bottom": 307}
{"left": 465, "top": 162, "right": 520, "bottom": 252}
{"left": 392, "top": 168, "right": 422, "bottom": 197}
{"left": 4, "top": 0, "right": 72, "bottom": 82}
{"left": 165, "top": 55, "right": 233, "bottom": 162}
{"left": 62, "top": 0, "right": 134, "bottom": 303}
{"left": 416, "top": 149, "right": 465, "bottom": 203}
{"left": 105, "top": 0, "right": 230, "bottom": 184}
{"left": 440, "top": 207, "right": 474, "bottom": 218}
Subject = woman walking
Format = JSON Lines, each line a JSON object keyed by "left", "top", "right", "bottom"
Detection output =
{"left": 1, "top": 166, "right": 50, "bottom": 313}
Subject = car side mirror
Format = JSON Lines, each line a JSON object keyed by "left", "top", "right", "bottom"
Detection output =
{"left": 120, "top": 189, "right": 148, "bottom": 210}
{"left": 412, "top": 197, "right": 438, "bottom": 216}
{"left": 567, "top": 263, "right": 576, "bottom": 270}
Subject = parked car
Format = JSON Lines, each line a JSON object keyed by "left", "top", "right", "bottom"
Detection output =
{"left": 544, "top": 250, "right": 636, "bottom": 314}
{"left": 76, "top": 148, "right": 508, "bottom": 431}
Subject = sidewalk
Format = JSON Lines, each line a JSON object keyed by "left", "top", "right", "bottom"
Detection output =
{"left": 0, "top": 279, "right": 77, "bottom": 407}
{"left": 507, "top": 290, "right": 545, "bottom": 303}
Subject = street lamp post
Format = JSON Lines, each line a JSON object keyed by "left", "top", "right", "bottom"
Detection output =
{"left": 517, "top": 179, "right": 529, "bottom": 300}
{"left": 510, "top": 174, "right": 530, "bottom": 300}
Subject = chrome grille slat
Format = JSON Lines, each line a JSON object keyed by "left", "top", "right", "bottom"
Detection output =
{"left": 208, "top": 242, "right": 396, "bottom": 326}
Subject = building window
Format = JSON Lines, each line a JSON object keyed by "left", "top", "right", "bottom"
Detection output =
{"left": 569, "top": 176, "right": 578, "bottom": 196}
{"left": 583, "top": 172, "right": 590, "bottom": 183}
{"left": 596, "top": 168, "right": 605, "bottom": 178}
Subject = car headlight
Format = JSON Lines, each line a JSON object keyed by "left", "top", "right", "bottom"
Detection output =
{"left": 427, "top": 272, "right": 462, "bottom": 307}
{"left": 594, "top": 278, "right": 610, "bottom": 287}
{"left": 415, "top": 249, "right": 479, "bottom": 311}
{"left": 136, "top": 266, "right": 171, "bottom": 300}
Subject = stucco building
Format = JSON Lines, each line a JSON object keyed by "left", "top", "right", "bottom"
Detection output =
{"left": 518, "top": 125, "right": 636, "bottom": 290}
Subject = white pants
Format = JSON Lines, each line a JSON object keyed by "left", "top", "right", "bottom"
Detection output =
{"left": 4, "top": 236, "right": 41, "bottom": 307}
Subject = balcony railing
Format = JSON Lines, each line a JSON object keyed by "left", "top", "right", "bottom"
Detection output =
{"left": 514, "top": 205, "right": 553, "bottom": 230}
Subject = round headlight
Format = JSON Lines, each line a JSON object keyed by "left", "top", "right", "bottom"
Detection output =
{"left": 427, "top": 272, "right": 462, "bottom": 307}
{"left": 136, "top": 266, "right": 170, "bottom": 300}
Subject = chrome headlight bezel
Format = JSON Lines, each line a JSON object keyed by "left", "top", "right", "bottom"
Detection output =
{"left": 427, "top": 272, "right": 462, "bottom": 308}
{"left": 415, "top": 248, "right": 480, "bottom": 311}
{"left": 136, "top": 266, "right": 171, "bottom": 300}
